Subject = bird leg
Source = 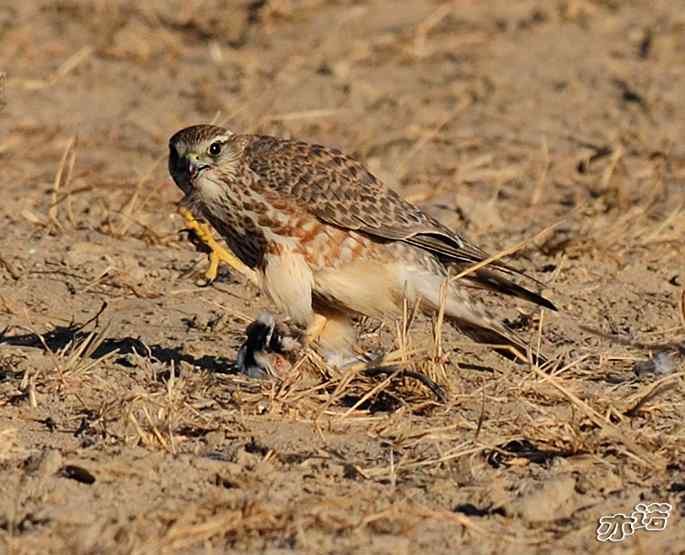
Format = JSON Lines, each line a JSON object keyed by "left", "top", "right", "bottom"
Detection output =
{"left": 305, "top": 313, "right": 328, "bottom": 345}
{"left": 306, "top": 308, "right": 361, "bottom": 368}
{"left": 178, "top": 206, "right": 255, "bottom": 285}
{"left": 234, "top": 312, "right": 446, "bottom": 405}
{"left": 235, "top": 309, "right": 363, "bottom": 378}
{"left": 306, "top": 314, "right": 446, "bottom": 398}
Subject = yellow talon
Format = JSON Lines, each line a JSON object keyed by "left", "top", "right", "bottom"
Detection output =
{"left": 178, "top": 206, "right": 257, "bottom": 285}
{"left": 305, "top": 313, "right": 328, "bottom": 345}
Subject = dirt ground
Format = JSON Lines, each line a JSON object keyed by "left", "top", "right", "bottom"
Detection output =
{"left": 1, "top": 1, "right": 684, "bottom": 553}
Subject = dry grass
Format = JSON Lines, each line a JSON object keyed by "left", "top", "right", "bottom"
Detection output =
{"left": 1, "top": 0, "right": 685, "bottom": 553}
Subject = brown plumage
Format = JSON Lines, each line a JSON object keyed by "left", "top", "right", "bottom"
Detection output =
{"left": 169, "top": 124, "right": 555, "bottom": 364}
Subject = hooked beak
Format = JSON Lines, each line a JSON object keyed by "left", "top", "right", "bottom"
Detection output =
{"left": 186, "top": 153, "right": 209, "bottom": 180}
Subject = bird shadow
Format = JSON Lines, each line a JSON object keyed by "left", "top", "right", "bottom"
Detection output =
{"left": 0, "top": 321, "right": 237, "bottom": 376}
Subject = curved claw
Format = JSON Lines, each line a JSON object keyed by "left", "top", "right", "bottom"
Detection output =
{"left": 177, "top": 206, "right": 257, "bottom": 285}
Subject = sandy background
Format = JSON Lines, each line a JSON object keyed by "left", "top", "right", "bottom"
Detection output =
{"left": 1, "top": 1, "right": 684, "bottom": 553}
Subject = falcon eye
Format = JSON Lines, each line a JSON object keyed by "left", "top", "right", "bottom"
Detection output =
{"left": 208, "top": 141, "right": 222, "bottom": 156}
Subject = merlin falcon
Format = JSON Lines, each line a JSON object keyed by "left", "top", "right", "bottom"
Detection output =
{"left": 169, "top": 125, "right": 555, "bottom": 372}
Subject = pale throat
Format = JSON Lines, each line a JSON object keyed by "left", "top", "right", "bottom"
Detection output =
{"left": 195, "top": 171, "right": 227, "bottom": 208}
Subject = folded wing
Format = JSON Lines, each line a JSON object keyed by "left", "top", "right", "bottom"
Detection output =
{"left": 243, "top": 135, "right": 556, "bottom": 310}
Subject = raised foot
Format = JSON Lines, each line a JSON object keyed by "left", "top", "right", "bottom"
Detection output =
{"left": 178, "top": 206, "right": 256, "bottom": 286}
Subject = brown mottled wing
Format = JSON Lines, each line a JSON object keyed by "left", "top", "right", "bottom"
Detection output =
{"left": 243, "top": 136, "right": 555, "bottom": 309}
{"left": 244, "top": 136, "right": 495, "bottom": 262}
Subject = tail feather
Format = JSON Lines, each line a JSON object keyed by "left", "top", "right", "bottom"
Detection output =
{"left": 408, "top": 268, "right": 549, "bottom": 363}
{"left": 467, "top": 268, "right": 557, "bottom": 311}
{"left": 452, "top": 319, "right": 547, "bottom": 365}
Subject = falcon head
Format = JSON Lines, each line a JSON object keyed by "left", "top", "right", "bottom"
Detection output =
{"left": 168, "top": 124, "right": 238, "bottom": 197}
